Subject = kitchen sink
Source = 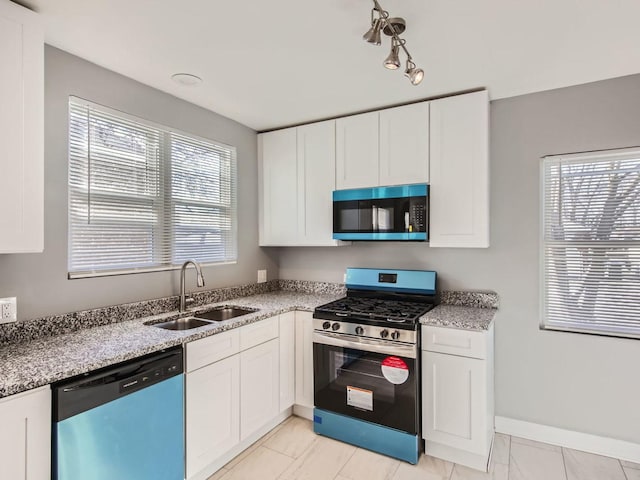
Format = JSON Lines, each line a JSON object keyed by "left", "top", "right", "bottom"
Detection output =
{"left": 151, "top": 317, "right": 216, "bottom": 331}
{"left": 193, "top": 306, "right": 256, "bottom": 321}
{"left": 148, "top": 305, "right": 256, "bottom": 331}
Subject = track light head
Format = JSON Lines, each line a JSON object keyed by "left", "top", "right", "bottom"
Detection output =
{"left": 363, "top": 16, "right": 383, "bottom": 45}
{"left": 383, "top": 40, "right": 401, "bottom": 69}
{"left": 404, "top": 59, "right": 424, "bottom": 85}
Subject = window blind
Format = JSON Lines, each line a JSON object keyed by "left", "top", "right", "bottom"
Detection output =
{"left": 68, "top": 98, "right": 237, "bottom": 277}
{"left": 542, "top": 148, "right": 640, "bottom": 338}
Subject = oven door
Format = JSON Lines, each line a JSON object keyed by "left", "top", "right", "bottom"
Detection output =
{"left": 313, "top": 331, "right": 419, "bottom": 435}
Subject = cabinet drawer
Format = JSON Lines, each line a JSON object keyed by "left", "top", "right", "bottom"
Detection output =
{"left": 186, "top": 329, "right": 240, "bottom": 373}
{"left": 240, "top": 316, "right": 279, "bottom": 351}
{"left": 422, "top": 325, "right": 487, "bottom": 359}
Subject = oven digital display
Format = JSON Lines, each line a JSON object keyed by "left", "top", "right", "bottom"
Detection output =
{"left": 378, "top": 273, "right": 397, "bottom": 284}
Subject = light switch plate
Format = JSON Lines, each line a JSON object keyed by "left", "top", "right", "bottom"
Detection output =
{"left": 0, "top": 297, "right": 17, "bottom": 323}
{"left": 257, "top": 270, "right": 267, "bottom": 283}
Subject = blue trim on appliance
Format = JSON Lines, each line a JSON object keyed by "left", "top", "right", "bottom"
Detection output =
{"left": 56, "top": 374, "right": 184, "bottom": 480}
{"left": 313, "top": 408, "right": 419, "bottom": 464}
{"left": 333, "top": 184, "right": 428, "bottom": 202}
{"left": 333, "top": 232, "right": 427, "bottom": 241}
{"left": 345, "top": 268, "right": 437, "bottom": 295}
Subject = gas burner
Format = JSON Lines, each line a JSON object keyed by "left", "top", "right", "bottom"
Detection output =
{"left": 315, "top": 296, "right": 434, "bottom": 326}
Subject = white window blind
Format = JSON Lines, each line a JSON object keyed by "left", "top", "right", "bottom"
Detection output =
{"left": 542, "top": 148, "right": 640, "bottom": 338}
{"left": 68, "top": 97, "right": 237, "bottom": 277}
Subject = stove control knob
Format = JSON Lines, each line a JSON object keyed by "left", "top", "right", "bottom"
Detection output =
{"left": 331, "top": 322, "right": 341, "bottom": 331}
{"left": 322, "top": 321, "right": 331, "bottom": 330}
{"left": 390, "top": 330, "right": 400, "bottom": 340}
{"left": 355, "top": 326, "right": 364, "bottom": 335}
{"left": 380, "top": 329, "right": 389, "bottom": 339}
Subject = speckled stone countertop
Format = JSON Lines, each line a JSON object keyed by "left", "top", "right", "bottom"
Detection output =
{"left": 420, "top": 305, "right": 497, "bottom": 331}
{"left": 0, "top": 291, "right": 340, "bottom": 399}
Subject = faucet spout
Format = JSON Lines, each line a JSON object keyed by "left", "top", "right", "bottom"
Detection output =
{"left": 180, "top": 260, "right": 206, "bottom": 312}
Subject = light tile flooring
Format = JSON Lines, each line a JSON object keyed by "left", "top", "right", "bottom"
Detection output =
{"left": 208, "top": 416, "right": 640, "bottom": 480}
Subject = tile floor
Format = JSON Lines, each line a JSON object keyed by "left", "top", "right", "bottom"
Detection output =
{"left": 208, "top": 416, "right": 640, "bottom": 480}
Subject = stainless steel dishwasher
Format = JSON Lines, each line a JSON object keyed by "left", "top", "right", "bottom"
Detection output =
{"left": 52, "top": 346, "right": 184, "bottom": 480}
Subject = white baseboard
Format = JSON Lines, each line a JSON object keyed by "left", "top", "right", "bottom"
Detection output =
{"left": 293, "top": 404, "right": 313, "bottom": 420}
{"left": 495, "top": 416, "right": 640, "bottom": 464}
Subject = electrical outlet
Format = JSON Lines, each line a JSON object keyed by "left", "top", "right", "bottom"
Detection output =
{"left": 0, "top": 297, "right": 17, "bottom": 324}
{"left": 257, "top": 270, "right": 267, "bottom": 283}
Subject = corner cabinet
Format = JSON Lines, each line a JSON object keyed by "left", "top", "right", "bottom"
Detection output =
{"left": 293, "top": 311, "right": 314, "bottom": 419}
{"left": 0, "top": 386, "right": 51, "bottom": 480}
{"left": 0, "top": 0, "right": 43, "bottom": 253}
{"left": 429, "top": 90, "right": 489, "bottom": 248}
{"left": 421, "top": 324, "right": 494, "bottom": 472}
{"left": 259, "top": 120, "right": 339, "bottom": 246}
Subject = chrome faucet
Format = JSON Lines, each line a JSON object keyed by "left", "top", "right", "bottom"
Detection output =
{"left": 179, "top": 260, "right": 206, "bottom": 312}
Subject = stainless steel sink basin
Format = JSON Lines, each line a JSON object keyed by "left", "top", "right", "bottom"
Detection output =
{"left": 151, "top": 317, "right": 215, "bottom": 331}
{"left": 193, "top": 306, "right": 255, "bottom": 321}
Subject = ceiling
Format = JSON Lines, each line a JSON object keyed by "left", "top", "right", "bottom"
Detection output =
{"left": 21, "top": 0, "right": 640, "bottom": 131}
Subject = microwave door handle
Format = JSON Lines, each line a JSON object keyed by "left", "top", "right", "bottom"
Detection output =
{"left": 372, "top": 205, "right": 378, "bottom": 231}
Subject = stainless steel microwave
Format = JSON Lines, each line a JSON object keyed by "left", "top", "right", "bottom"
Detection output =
{"left": 332, "top": 184, "right": 428, "bottom": 241}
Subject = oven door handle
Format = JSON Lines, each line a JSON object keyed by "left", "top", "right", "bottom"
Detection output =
{"left": 312, "top": 331, "right": 417, "bottom": 359}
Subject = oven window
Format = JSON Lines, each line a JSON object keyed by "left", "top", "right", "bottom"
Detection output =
{"left": 313, "top": 343, "right": 418, "bottom": 434}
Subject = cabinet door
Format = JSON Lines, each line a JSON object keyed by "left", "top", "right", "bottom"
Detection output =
{"left": 186, "top": 354, "right": 240, "bottom": 479}
{"left": 0, "top": 386, "right": 50, "bottom": 480}
{"left": 297, "top": 120, "right": 337, "bottom": 245}
{"left": 279, "top": 312, "right": 296, "bottom": 411}
{"left": 429, "top": 90, "right": 489, "bottom": 248}
{"left": 258, "top": 127, "right": 298, "bottom": 246}
{"left": 294, "top": 311, "right": 314, "bottom": 408}
{"left": 0, "top": 1, "right": 43, "bottom": 253}
{"left": 379, "top": 102, "right": 430, "bottom": 186}
{"left": 240, "top": 338, "right": 279, "bottom": 440}
{"left": 336, "top": 111, "right": 379, "bottom": 189}
{"left": 422, "top": 351, "right": 487, "bottom": 454}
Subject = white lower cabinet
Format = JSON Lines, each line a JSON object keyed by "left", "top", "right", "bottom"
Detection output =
{"left": 0, "top": 386, "right": 50, "bottom": 480}
{"left": 185, "top": 314, "right": 286, "bottom": 480}
{"left": 279, "top": 312, "right": 296, "bottom": 411}
{"left": 240, "top": 338, "right": 280, "bottom": 440}
{"left": 294, "top": 311, "right": 314, "bottom": 418}
{"left": 186, "top": 354, "right": 240, "bottom": 479}
{"left": 422, "top": 324, "right": 494, "bottom": 472}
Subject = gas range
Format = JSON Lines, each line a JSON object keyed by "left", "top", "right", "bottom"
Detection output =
{"left": 311, "top": 267, "right": 438, "bottom": 465}
{"left": 313, "top": 268, "right": 438, "bottom": 341}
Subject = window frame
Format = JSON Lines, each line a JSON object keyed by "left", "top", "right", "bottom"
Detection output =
{"left": 67, "top": 96, "right": 238, "bottom": 279}
{"left": 540, "top": 146, "right": 640, "bottom": 339}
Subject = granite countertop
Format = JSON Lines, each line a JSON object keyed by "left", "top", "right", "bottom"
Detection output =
{"left": 0, "top": 291, "right": 340, "bottom": 399}
{"left": 420, "top": 304, "right": 497, "bottom": 331}
{"left": 0, "top": 285, "right": 499, "bottom": 399}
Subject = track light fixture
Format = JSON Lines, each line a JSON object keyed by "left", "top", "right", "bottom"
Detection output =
{"left": 362, "top": 0, "right": 423, "bottom": 85}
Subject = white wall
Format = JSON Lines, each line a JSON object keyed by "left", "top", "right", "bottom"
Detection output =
{"left": 0, "top": 46, "right": 278, "bottom": 320}
{"left": 277, "top": 74, "right": 640, "bottom": 444}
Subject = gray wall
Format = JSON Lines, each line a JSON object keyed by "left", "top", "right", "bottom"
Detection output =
{"left": 278, "top": 74, "right": 640, "bottom": 443}
{"left": 0, "top": 46, "right": 278, "bottom": 320}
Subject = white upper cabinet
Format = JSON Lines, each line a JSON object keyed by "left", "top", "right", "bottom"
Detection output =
{"left": 259, "top": 120, "right": 339, "bottom": 246}
{"left": 429, "top": 90, "right": 489, "bottom": 248}
{"left": 379, "top": 102, "right": 430, "bottom": 186}
{"left": 297, "top": 120, "right": 336, "bottom": 245}
{"left": 0, "top": 0, "right": 43, "bottom": 253}
{"left": 258, "top": 127, "right": 298, "bottom": 246}
{"left": 336, "top": 111, "right": 379, "bottom": 189}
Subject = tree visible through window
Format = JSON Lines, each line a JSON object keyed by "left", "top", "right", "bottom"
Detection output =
{"left": 68, "top": 98, "right": 237, "bottom": 277}
{"left": 542, "top": 149, "right": 640, "bottom": 337}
